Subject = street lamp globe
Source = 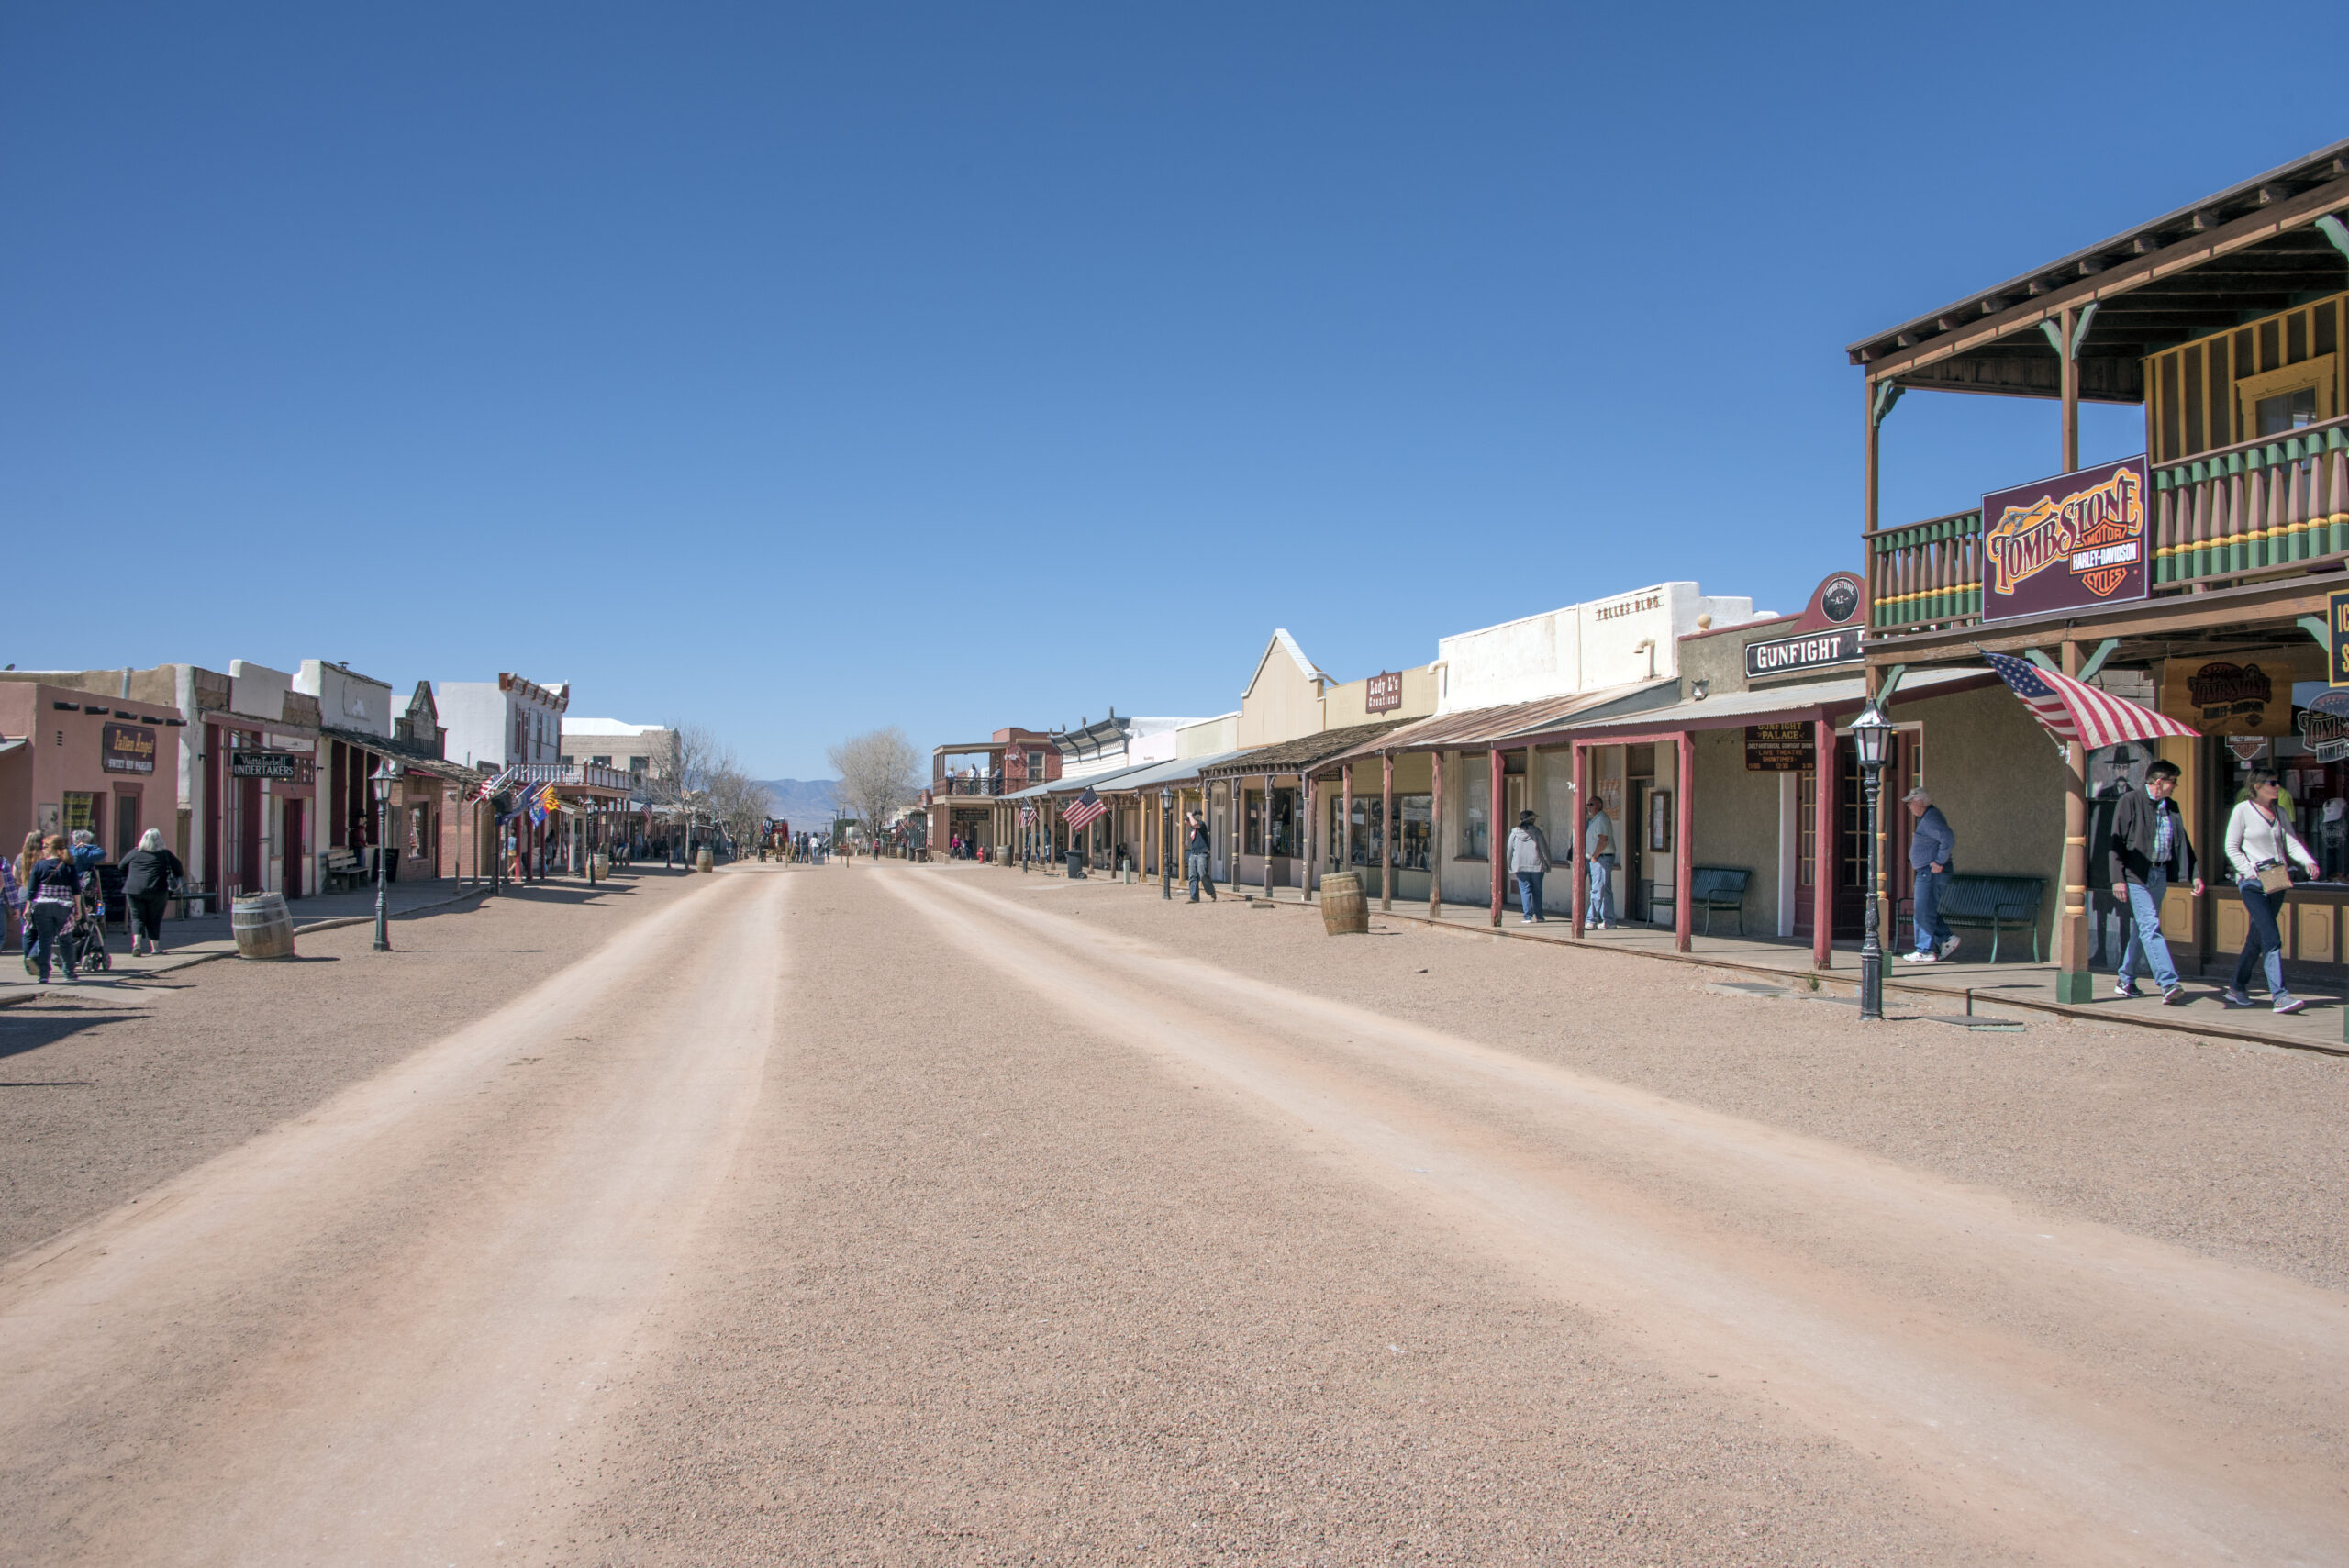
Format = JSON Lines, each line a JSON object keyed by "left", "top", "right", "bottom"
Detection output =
{"left": 1851, "top": 704, "right": 1894, "bottom": 771}
{"left": 371, "top": 756, "right": 405, "bottom": 801}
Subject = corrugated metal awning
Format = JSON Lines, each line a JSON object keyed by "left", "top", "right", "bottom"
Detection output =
{"left": 1312, "top": 679, "right": 1678, "bottom": 769}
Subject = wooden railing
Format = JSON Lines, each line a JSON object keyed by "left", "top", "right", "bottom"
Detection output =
{"left": 1867, "top": 413, "right": 2349, "bottom": 637}
{"left": 1868, "top": 507, "right": 1983, "bottom": 631}
{"left": 2151, "top": 413, "right": 2349, "bottom": 586}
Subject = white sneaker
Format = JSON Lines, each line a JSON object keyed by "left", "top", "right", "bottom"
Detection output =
{"left": 1900, "top": 950, "right": 1939, "bottom": 963}
{"left": 1938, "top": 936, "right": 1962, "bottom": 959}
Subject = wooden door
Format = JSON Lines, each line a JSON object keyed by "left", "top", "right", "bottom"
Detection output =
{"left": 282, "top": 798, "right": 305, "bottom": 899}
{"left": 1625, "top": 779, "right": 1649, "bottom": 921}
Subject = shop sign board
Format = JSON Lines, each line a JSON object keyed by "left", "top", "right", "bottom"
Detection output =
{"left": 1744, "top": 722, "right": 1812, "bottom": 772}
{"left": 2329, "top": 588, "right": 2349, "bottom": 688}
{"left": 2298, "top": 690, "right": 2349, "bottom": 762}
{"left": 1365, "top": 671, "right": 1403, "bottom": 713}
{"left": 1980, "top": 455, "right": 2152, "bottom": 621}
{"left": 102, "top": 722, "right": 157, "bottom": 775}
{"left": 229, "top": 750, "right": 315, "bottom": 784}
{"left": 1743, "top": 627, "right": 1862, "bottom": 679}
{"left": 2161, "top": 656, "right": 2291, "bottom": 737}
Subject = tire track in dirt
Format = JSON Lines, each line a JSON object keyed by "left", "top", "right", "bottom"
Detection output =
{"left": 0, "top": 867, "right": 785, "bottom": 1567}
{"left": 895, "top": 867, "right": 2349, "bottom": 1566}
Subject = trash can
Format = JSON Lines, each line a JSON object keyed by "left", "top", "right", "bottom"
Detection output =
{"left": 1065, "top": 850, "right": 1086, "bottom": 879}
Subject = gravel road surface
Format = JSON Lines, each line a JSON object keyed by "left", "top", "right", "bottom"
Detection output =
{"left": 3, "top": 859, "right": 2343, "bottom": 1565}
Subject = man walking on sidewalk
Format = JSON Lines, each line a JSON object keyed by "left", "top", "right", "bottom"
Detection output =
{"left": 1583, "top": 797, "right": 1617, "bottom": 929}
{"left": 1184, "top": 810, "right": 1217, "bottom": 903}
{"left": 2108, "top": 758, "right": 2201, "bottom": 1005}
{"left": 1900, "top": 785, "right": 1958, "bottom": 963}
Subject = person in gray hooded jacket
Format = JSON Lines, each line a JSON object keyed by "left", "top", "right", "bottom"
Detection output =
{"left": 1505, "top": 809, "right": 1553, "bottom": 923}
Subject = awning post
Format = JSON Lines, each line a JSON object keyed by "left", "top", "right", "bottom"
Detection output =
{"left": 1675, "top": 732, "right": 1695, "bottom": 953}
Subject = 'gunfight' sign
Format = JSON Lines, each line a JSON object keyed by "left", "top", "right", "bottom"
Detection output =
{"left": 1744, "top": 628, "right": 1861, "bottom": 678}
{"left": 1980, "top": 456, "right": 2151, "bottom": 621}
{"left": 1364, "top": 671, "right": 1403, "bottom": 713}
{"left": 1744, "top": 723, "right": 1813, "bottom": 772}
{"left": 2162, "top": 658, "right": 2289, "bottom": 737}
{"left": 102, "top": 723, "right": 157, "bottom": 775}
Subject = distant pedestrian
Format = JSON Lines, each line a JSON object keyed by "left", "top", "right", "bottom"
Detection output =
{"left": 2106, "top": 759, "right": 2200, "bottom": 1005}
{"left": 0, "top": 842, "right": 19, "bottom": 955}
{"left": 1899, "top": 786, "right": 1958, "bottom": 963}
{"left": 120, "top": 828, "right": 184, "bottom": 957}
{"left": 2222, "top": 768, "right": 2319, "bottom": 1014}
{"left": 11, "top": 833, "right": 39, "bottom": 953}
{"left": 1583, "top": 798, "right": 1617, "bottom": 929}
{"left": 1506, "top": 808, "right": 1553, "bottom": 924}
{"left": 64, "top": 830, "right": 105, "bottom": 970}
{"left": 23, "top": 836, "right": 83, "bottom": 984}
{"left": 1185, "top": 810, "right": 1216, "bottom": 902}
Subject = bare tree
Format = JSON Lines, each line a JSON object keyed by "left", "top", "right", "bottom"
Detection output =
{"left": 827, "top": 727, "right": 922, "bottom": 831}
{"left": 701, "top": 755, "right": 770, "bottom": 859}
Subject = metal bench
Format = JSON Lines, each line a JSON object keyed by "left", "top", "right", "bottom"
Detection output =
{"left": 1899, "top": 873, "right": 2047, "bottom": 962}
{"left": 1688, "top": 865, "right": 1753, "bottom": 937}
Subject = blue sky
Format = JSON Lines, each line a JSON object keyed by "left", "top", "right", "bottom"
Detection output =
{"left": 2, "top": 5, "right": 2338, "bottom": 776}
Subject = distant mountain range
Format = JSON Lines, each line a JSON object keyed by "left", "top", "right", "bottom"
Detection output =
{"left": 757, "top": 778, "right": 840, "bottom": 823}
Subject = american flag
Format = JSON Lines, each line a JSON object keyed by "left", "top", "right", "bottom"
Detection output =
{"left": 1984, "top": 651, "right": 2199, "bottom": 750}
{"left": 1019, "top": 803, "right": 1035, "bottom": 827}
{"left": 474, "top": 764, "right": 517, "bottom": 802}
{"left": 1062, "top": 786, "right": 1108, "bottom": 833}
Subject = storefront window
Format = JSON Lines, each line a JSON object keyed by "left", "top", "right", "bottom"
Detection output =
{"left": 2256, "top": 385, "right": 2317, "bottom": 436}
{"left": 1397, "top": 794, "right": 1431, "bottom": 871}
{"left": 1346, "top": 796, "right": 1383, "bottom": 867}
{"left": 1460, "top": 758, "right": 1488, "bottom": 860}
{"left": 62, "top": 792, "right": 97, "bottom": 838}
{"left": 1245, "top": 790, "right": 1297, "bottom": 855}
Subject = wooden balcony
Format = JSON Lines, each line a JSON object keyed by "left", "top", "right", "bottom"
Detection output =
{"left": 1868, "top": 412, "right": 2349, "bottom": 639}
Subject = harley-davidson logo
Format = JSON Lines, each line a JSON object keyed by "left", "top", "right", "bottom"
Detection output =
{"left": 2299, "top": 692, "right": 2349, "bottom": 762}
{"left": 2187, "top": 662, "right": 2273, "bottom": 708}
{"left": 1984, "top": 464, "right": 2144, "bottom": 600}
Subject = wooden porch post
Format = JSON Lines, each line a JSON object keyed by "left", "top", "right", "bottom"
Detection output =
{"left": 1428, "top": 750, "right": 1444, "bottom": 922}
{"left": 1303, "top": 773, "right": 1318, "bottom": 898}
{"left": 1263, "top": 773, "right": 1275, "bottom": 899}
{"left": 1380, "top": 751, "right": 1394, "bottom": 912}
{"left": 1675, "top": 732, "right": 1696, "bottom": 953}
{"left": 2060, "top": 305, "right": 2080, "bottom": 474}
{"left": 1571, "top": 742, "right": 1587, "bottom": 937}
{"left": 1865, "top": 375, "right": 1880, "bottom": 537}
{"left": 1811, "top": 717, "right": 1835, "bottom": 969}
{"left": 1487, "top": 745, "right": 1505, "bottom": 927}
{"left": 1341, "top": 764, "right": 1353, "bottom": 885}
{"left": 2055, "top": 639, "right": 2094, "bottom": 1001}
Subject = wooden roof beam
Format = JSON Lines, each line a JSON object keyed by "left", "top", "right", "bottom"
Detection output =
{"left": 1852, "top": 174, "right": 2349, "bottom": 373}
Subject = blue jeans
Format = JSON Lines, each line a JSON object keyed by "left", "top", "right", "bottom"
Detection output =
{"left": 1586, "top": 857, "right": 1615, "bottom": 925}
{"left": 1516, "top": 871, "right": 1545, "bottom": 920}
{"left": 26, "top": 904, "right": 73, "bottom": 980}
{"left": 1911, "top": 868, "right": 1951, "bottom": 953}
{"left": 1186, "top": 851, "right": 1214, "bottom": 901}
{"left": 2116, "top": 873, "right": 2178, "bottom": 991}
{"left": 2232, "top": 882, "right": 2291, "bottom": 1000}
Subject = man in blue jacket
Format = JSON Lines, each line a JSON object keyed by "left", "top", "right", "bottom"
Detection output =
{"left": 1900, "top": 786, "right": 1958, "bottom": 962}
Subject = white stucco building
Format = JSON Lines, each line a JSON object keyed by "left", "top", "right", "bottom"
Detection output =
{"left": 439, "top": 673, "right": 569, "bottom": 772}
{"left": 1435, "top": 582, "right": 1765, "bottom": 713}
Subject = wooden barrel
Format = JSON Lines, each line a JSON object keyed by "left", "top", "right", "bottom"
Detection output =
{"left": 230, "top": 892, "right": 295, "bottom": 960}
{"left": 695, "top": 848, "right": 715, "bottom": 873}
{"left": 1320, "top": 871, "right": 1369, "bottom": 935}
{"left": 590, "top": 853, "right": 610, "bottom": 879}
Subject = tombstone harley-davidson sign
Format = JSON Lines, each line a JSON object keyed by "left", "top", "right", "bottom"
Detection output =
{"left": 2299, "top": 691, "right": 2349, "bottom": 762}
{"left": 1980, "top": 455, "right": 2151, "bottom": 621}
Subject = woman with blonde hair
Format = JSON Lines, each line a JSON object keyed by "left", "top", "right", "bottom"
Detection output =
{"left": 10, "top": 832, "right": 39, "bottom": 967}
{"left": 22, "top": 834, "right": 84, "bottom": 984}
{"left": 119, "top": 828, "right": 184, "bottom": 957}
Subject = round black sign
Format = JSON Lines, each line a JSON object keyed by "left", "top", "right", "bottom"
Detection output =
{"left": 1820, "top": 575, "right": 1861, "bottom": 625}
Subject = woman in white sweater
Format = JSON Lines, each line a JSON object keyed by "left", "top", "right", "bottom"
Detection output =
{"left": 2222, "top": 770, "right": 2320, "bottom": 1013}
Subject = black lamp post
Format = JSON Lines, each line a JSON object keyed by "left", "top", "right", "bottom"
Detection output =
{"left": 1851, "top": 704, "right": 1893, "bottom": 1020}
{"left": 370, "top": 757, "right": 404, "bottom": 953}
{"left": 1161, "top": 786, "right": 1173, "bottom": 899}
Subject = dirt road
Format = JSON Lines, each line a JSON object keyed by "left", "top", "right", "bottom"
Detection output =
{"left": 4, "top": 861, "right": 2343, "bottom": 1564}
